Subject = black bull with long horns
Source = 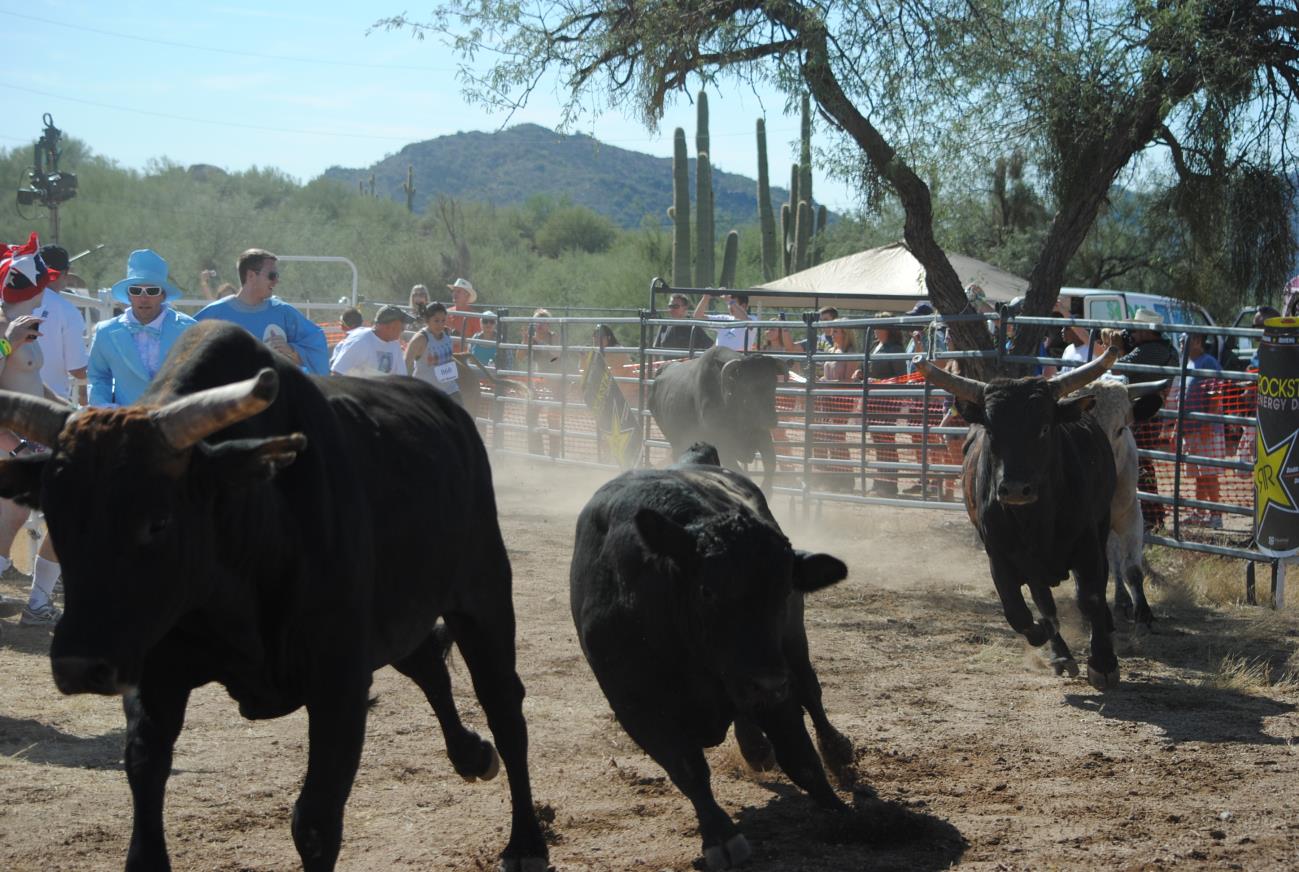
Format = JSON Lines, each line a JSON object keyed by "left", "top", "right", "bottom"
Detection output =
{"left": 917, "top": 347, "right": 1123, "bottom": 691}
{"left": 0, "top": 321, "right": 549, "bottom": 872}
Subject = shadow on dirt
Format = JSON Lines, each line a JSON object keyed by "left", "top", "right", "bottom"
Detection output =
{"left": 0, "top": 620, "right": 56, "bottom": 656}
{"left": 729, "top": 782, "right": 966, "bottom": 871}
{"left": 0, "top": 715, "right": 124, "bottom": 769}
{"left": 1064, "top": 679, "right": 1296, "bottom": 745}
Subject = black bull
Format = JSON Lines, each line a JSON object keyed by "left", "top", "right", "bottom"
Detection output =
{"left": 918, "top": 348, "right": 1123, "bottom": 691}
{"left": 0, "top": 321, "right": 547, "bottom": 872}
{"left": 649, "top": 346, "right": 785, "bottom": 491}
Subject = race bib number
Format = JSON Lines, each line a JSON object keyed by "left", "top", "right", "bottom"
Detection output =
{"left": 434, "top": 361, "right": 458, "bottom": 383}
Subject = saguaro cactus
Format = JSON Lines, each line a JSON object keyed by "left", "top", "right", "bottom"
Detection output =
{"left": 719, "top": 230, "right": 739, "bottom": 289}
{"left": 671, "top": 128, "right": 692, "bottom": 288}
{"left": 696, "top": 152, "right": 715, "bottom": 288}
{"left": 402, "top": 165, "right": 416, "bottom": 212}
{"left": 756, "top": 120, "right": 777, "bottom": 282}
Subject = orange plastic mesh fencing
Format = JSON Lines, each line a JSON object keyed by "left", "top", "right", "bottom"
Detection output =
{"left": 1132, "top": 377, "right": 1256, "bottom": 532}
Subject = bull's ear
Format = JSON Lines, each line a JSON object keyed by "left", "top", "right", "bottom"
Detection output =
{"left": 1055, "top": 394, "right": 1095, "bottom": 422}
{"left": 954, "top": 398, "right": 986, "bottom": 425}
{"left": 1131, "top": 392, "right": 1165, "bottom": 423}
{"left": 792, "top": 551, "right": 847, "bottom": 592}
{"left": 197, "top": 433, "right": 308, "bottom": 485}
{"left": 633, "top": 508, "right": 697, "bottom": 565}
{"left": 0, "top": 456, "right": 46, "bottom": 509}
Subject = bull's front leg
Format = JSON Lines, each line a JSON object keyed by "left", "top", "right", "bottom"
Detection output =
{"left": 1027, "top": 582, "right": 1078, "bottom": 677}
{"left": 123, "top": 679, "right": 191, "bottom": 872}
{"left": 756, "top": 431, "right": 776, "bottom": 494}
{"left": 1075, "top": 546, "right": 1121, "bottom": 691}
{"left": 293, "top": 672, "right": 371, "bottom": 872}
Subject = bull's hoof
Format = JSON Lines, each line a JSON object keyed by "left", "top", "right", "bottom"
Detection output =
{"left": 704, "top": 833, "right": 752, "bottom": 870}
{"left": 457, "top": 741, "right": 501, "bottom": 782}
{"left": 817, "top": 730, "right": 855, "bottom": 773}
{"left": 1133, "top": 620, "right": 1154, "bottom": 638}
{"left": 742, "top": 747, "right": 777, "bottom": 772}
{"left": 1050, "top": 657, "right": 1080, "bottom": 678}
{"left": 497, "top": 856, "right": 549, "bottom": 872}
{"left": 1087, "top": 665, "right": 1121, "bottom": 691}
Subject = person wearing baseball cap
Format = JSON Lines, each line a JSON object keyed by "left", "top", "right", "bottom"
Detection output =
{"left": 446, "top": 277, "right": 481, "bottom": 353}
{"left": 330, "top": 304, "right": 414, "bottom": 378}
{"left": 33, "top": 244, "right": 91, "bottom": 404}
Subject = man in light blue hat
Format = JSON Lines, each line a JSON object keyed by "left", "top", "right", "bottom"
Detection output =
{"left": 194, "top": 248, "right": 328, "bottom": 375}
{"left": 86, "top": 248, "right": 197, "bottom": 407}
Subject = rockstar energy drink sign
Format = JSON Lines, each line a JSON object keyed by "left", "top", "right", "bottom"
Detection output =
{"left": 1255, "top": 318, "right": 1299, "bottom": 556}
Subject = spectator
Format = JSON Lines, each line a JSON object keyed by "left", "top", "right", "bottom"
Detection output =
{"left": 858, "top": 315, "right": 908, "bottom": 497}
{"left": 330, "top": 304, "right": 413, "bottom": 377}
{"left": 470, "top": 310, "right": 501, "bottom": 368}
{"left": 194, "top": 248, "right": 329, "bottom": 375}
{"left": 903, "top": 302, "right": 946, "bottom": 374}
{"left": 32, "top": 245, "right": 90, "bottom": 405}
{"left": 592, "top": 324, "right": 637, "bottom": 404}
{"left": 693, "top": 291, "right": 757, "bottom": 351}
{"left": 527, "top": 308, "right": 567, "bottom": 456}
{"left": 653, "top": 293, "right": 714, "bottom": 352}
{"left": 0, "top": 234, "right": 64, "bottom": 624}
{"left": 1060, "top": 320, "right": 1103, "bottom": 366}
{"left": 1119, "top": 308, "right": 1178, "bottom": 530}
{"left": 446, "top": 278, "right": 481, "bottom": 353}
{"left": 87, "top": 249, "right": 198, "bottom": 407}
{"left": 1249, "top": 306, "right": 1281, "bottom": 368}
{"left": 408, "top": 284, "right": 430, "bottom": 318}
{"left": 339, "top": 307, "right": 364, "bottom": 332}
{"left": 1182, "top": 333, "right": 1225, "bottom": 528}
{"left": 405, "top": 302, "right": 462, "bottom": 404}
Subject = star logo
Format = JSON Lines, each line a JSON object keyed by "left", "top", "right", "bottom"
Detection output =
{"left": 606, "top": 422, "right": 635, "bottom": 466}
{"left": 1255, "top": 428, "right": 1298, "bottom": 526}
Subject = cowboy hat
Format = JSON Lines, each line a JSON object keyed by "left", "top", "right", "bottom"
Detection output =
{"left": 1129, "top": 307, "right": 1163, "bottom": 330}
{"left": 447, "top": 277, "right": 478, "bottom": 304}
{"left": 111, "top": 249, "right": 182, "bottom": 304}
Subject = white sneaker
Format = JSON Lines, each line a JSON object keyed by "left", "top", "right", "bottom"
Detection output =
{"left": 19, "top": 602, "right": 61, "bottom": 627}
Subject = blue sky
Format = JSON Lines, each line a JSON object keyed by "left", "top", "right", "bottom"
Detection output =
{"left": 8, "top": 1, "right": 858, "bottom": 211}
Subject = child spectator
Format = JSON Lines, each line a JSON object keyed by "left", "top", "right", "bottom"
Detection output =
{"left": 405, "top": 302, "right": 462, "bottom": 405}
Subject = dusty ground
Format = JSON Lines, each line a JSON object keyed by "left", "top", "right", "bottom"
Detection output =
{"left": 3, "top": 455, "right": 1299, "bottom": 871}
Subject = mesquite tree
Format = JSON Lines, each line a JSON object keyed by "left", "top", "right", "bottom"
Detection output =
{"left": 379, "top": 1, "right": 1299, "bottom": 375}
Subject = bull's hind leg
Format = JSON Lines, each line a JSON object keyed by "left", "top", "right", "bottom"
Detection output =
{"left": 1076, "top": 546, "right": 1121, "bottom": 691}
{"left": 123, "top": 678, "right": 191, "bottom": 872}
{"left": 989, "top": 556, "right": 1075, "bottom": 676}
{"left": 393, "top": 629, "right": 500, "bottom": 782}
{"left": 1123, "top": 563, "right": 1155, "bottom": 632}
{"left": 443, "top": 605, "right": 548, "bottom": 872}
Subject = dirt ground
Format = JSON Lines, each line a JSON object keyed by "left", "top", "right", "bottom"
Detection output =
{"left": 3, "top": 455, "right": 1299, "bottom": 871}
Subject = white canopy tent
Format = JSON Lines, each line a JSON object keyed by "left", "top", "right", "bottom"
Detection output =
{"left": 747, "top": 241, "right": 1028, "bottom": 312}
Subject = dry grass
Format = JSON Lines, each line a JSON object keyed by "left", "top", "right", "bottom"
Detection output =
{"left": 1197, "top": 653, "right": 1299, "bottom": 694}
{"left": 1145, "top": 546, "right": 1256, "bottom": 608}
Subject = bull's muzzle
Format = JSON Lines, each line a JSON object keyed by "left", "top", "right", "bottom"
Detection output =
{"left": 52, "top": 657, "right": 126, "bottom": 696}
{"left": 996, "top": 479, "right": 1038, "bottom": 506}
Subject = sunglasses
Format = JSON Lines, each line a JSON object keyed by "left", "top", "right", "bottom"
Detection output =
{"left": 127, "top": 285, "right": 164, "bottom": 297}
{"left": 262, "top": 271, "right": 279, "bottom": 280}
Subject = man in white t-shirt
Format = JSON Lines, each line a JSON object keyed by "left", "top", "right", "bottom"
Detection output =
{"left": 331, "top": 305, "right": 414, "bottom": 377}
{"left": 34, "top": 245, "right": 89, "bottom": 404}
{"left": 693, "top": 291, "right": 758, "bottom": 351}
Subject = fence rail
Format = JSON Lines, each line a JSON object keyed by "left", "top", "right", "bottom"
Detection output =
{"left": 449, "top": 304, "right": 1281, "bottom": 596}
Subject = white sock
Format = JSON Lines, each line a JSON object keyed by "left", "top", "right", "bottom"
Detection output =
{"left": 0, "top": 555, "right": 11, "bottom": 573}
{"left": 29, "top": 556, "right": 59, "bottom": 610}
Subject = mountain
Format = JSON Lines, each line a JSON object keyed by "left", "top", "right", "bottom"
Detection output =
{"left": 323, "top": 123, "right": 794, "bottom": 231}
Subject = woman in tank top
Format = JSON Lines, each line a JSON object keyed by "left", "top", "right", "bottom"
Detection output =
{"left": 404, "top": 302, "right": 462, "bottom": 405}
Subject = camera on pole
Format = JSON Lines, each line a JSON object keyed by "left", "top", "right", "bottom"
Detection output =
{"left": 16, "top": 114, "right": 77, "bottom": 241}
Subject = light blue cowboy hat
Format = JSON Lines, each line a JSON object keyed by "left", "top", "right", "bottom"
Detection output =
{"left": 110, "top": 249, "right": 182, "bottom": 304}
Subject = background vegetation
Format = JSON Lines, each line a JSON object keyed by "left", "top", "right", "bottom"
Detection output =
{"left": 0, "top": 127, "right": 1294, "bottom": 323}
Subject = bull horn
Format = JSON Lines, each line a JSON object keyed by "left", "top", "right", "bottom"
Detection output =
{"left": 152, "top": 368, "right": 279, "bottom": 451}
{"left": 0, "top": 390, "right": 72, "bottom": 447}
{"left": 1048, "top": 346, "right": 1119, "bottom": 398}
{"left": 1126, "top": 379, "right": 1170, "bottom": 400}
{"left": 721, "top": 358, "right": 741, "bottom": 403}
{"left": 914, "top": 359, "right": 985, "bottom": 404}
